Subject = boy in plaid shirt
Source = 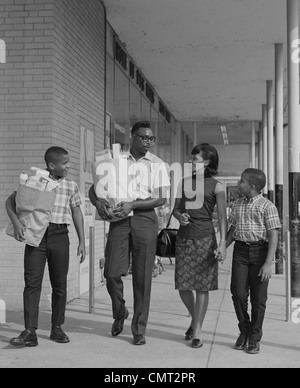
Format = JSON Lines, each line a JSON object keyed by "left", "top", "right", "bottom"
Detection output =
{"left": 5, "top": 146, "right": 86, "bottom": 348}
{"left": 226, "top": 168, "right": 281, "bottom": 355}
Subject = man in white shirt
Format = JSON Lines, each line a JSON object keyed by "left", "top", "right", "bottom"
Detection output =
{"left": 89, "top": 121, "right": 170, "bottom": 346}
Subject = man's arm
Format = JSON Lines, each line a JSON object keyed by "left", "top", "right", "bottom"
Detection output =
{"left": 132, "top": 186, "right": 168, "bottom": 209}
{"left": 71, "top": 206, "right": 86, "bottom": 263}
{"left": 88, "top": 184, "right": 113, "bottom": 220}
{"left": 5, "top": 191, "right": 26, "bottom": 241}
{"left": 114, "top": 186, "right": 168, "bottom": 217}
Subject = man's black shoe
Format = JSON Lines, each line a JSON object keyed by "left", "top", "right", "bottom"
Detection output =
{"left": 50, "top": 326, "right": 70, "bottom": 343}
{"left": 246, "top": 340, "right": 260, "bottom": 354}
{"left": 234, "top": 333, "right": 248, "bottom": 350}
{"left": 133, "top": 334, "right": 146, "bottom": 345}
{"left": 111, "top": 308, "right": 129, "bottom": 337}
{"left": 10, "top": 330, "right": 38, "bottom": 348}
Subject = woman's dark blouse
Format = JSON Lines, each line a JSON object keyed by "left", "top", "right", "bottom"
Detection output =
{"left": 177, "top": 176, "right": 218, "bottom": 239}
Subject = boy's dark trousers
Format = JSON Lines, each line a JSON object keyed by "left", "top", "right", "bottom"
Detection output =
{"left": 230, "top": 241, "right": 269, "bottom": 342}
{"left": 23, "top": 223, "right": 69, "bottom": 329}
{"left": 104, "top": 209, "right": 158, "bottom": 336}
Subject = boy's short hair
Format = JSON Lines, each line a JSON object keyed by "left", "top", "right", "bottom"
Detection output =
{"left": 243, "top": 168, "right": 266, "bottom": 192}
{"left": 44, "top": 146, "right": 68, "bottom": 166}
{"left": 131, "top": 121, "right": 151, "bottom": 135}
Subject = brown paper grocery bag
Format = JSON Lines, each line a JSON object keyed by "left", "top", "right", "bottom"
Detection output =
{"left": 6, "top": 185, "right": 56, "bottom": 247}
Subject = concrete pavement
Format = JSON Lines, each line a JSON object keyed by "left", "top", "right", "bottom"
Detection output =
{"left": 1, "top": 248, "right": 300, "bottom": 369}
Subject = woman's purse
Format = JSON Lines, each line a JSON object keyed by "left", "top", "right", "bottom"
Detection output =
{"left": 156, "top": 211, "right": 178, "bottom": 258}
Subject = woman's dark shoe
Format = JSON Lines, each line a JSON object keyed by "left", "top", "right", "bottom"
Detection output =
{"left": 185, "top": 327, "right": 194, "bottom": 341}
{"left": 191, "top": 339, "right": 203, "bottom": 348}
{"left": 10, "top": 330, "right": 38, "bottom": 348}
{"left": 111, "top": 308, "right": 129, "bottom": 337}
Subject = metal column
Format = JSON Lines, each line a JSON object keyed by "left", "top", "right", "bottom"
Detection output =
{"left": 193, "top": 122, "right": 197, "bottom": 147}
{"left": 262, "top": 104, "right": 268, "bottom": 197}
{"left": 258, "top": 122, "right": 263, "bottom": 171}
{"left": 267, "top": 80, "right": 274, "bottom": 203}
{"left": 251, "top": 121, "right": 256, "bottom": 168}
{"left": 89, "top": 226, "right": 95, "bottom": 313}
{"left": 287, "top": 0, "right": 300, "bottom": 297}
{"left": 274, "top": 43, "right": 284, "bottom": 274}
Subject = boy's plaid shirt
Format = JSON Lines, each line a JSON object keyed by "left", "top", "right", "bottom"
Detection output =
{"left": 50, "top": 179, "right": 82, "bottom": 225}
{"left": 228, "top": 193, "right": 281, "bottom": 242}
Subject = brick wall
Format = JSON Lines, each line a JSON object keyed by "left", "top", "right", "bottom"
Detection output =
{"left": 0, "top": 0, "right": 106, "bottom": 310}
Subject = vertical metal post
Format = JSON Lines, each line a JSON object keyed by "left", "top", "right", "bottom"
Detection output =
{"left": 193, "top": 122, "right": 197, "bottom": 147}
{"left": 89, "top": 226, "right": 95, "bottom": 313}
{"left": 251, "top": 121, "right": 256, "bottom": 168}
{"left": 262, "top": 104, "right": 268, "bottom": 197}
{"left": 0, "top": 299, "right": 6, "bottom": 324}
{"left": 258, "top": 122, "right": 263, "bottom": 170}
{"left": 267, "top": 80, "right": 274, "bottom": 203}
{"left": 285, "top": 229, "right": 291, "bottom": 322}
{"left": 275, "top": 43, "right": 284, "bottom": 274}
{"left": 287, "top": 0, "right": 300, "bottom": 297}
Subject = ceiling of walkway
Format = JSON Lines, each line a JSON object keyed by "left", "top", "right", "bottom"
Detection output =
{"left": 102, "top": 0, "right": 289, "bottom": 145}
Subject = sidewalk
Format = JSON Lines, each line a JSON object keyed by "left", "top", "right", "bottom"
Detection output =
{"left": 1, "top": 251, "right": 300, "bottom": 369}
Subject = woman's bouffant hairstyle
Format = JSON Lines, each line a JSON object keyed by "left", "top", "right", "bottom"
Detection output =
{"left": 191, "top": 143, "right": 219, "bottom": 177}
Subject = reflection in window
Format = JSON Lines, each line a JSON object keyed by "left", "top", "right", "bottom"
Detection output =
{"left": 130, "top": 83, "right": 141, "bottom": 126}
{"left": 115, "top": 65, "right": 129, "bottom": 150}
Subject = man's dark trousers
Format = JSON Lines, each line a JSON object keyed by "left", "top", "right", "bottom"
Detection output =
{"left": 104, "top": 209, "right": 158, "bottom": 336}
{"left": 23, "top": 223, "right": 70, "bottom": 329}
{"left": 230, "top": 241, "right": 269, "bottom": 342}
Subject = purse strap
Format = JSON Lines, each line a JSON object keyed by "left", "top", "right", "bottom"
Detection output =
{"left": 165, "top": 209, "right": 174, "bottom": 228}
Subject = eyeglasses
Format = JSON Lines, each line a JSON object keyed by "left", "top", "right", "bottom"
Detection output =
{"left": 134, "top": 134, "right": 156, "bottom": 143}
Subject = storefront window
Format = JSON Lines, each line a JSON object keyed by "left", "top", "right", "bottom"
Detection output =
{"left": 129, "top": 83, "right": 141, "bottom": 126}
{"left": 114, "top": 65, "right": 129, "bottom": 150}
{"left": 106, "top": 22, "right": 192, "bottom": 229}
{"left": 141, "top": 95, "right": 151, "bottom": 122}
{"left": 157, "top": 117, "right": 166, "bottom": 160}
{"left": 165, "top": 124, "right": 171, "bottom": 165}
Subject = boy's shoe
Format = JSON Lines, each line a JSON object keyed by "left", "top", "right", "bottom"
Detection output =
{"left": 10, "top": 330, "right": 38, "bottom": 348}
{"left": 50, "top": 326, "right": 70, "bottom": 343}
{"left": 234, "top": 333, "right": 248, "bottom": 350}
{"left": 246, "top": 340, "right": 260, "bottom": 354}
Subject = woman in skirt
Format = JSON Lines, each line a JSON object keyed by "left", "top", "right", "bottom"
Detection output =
{"left": 173, "top": 143, "right": 227, "bottom": 348}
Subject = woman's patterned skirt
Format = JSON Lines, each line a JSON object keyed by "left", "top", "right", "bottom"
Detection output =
{"left": 175, "top": 234, "right": 218, "bottom": 291}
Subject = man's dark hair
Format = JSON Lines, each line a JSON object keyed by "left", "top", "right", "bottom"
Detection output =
{"left": 131, "top": 121, "right": 151, "bottom": 135}
{"left": 191, "top": 143, "right": 219, "bottom": 177}
{"left": 242, "top": 168, "right": 266, "bottom": 192}
{"left": 44, "top": 146, "right": 68, "bottom": 166}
